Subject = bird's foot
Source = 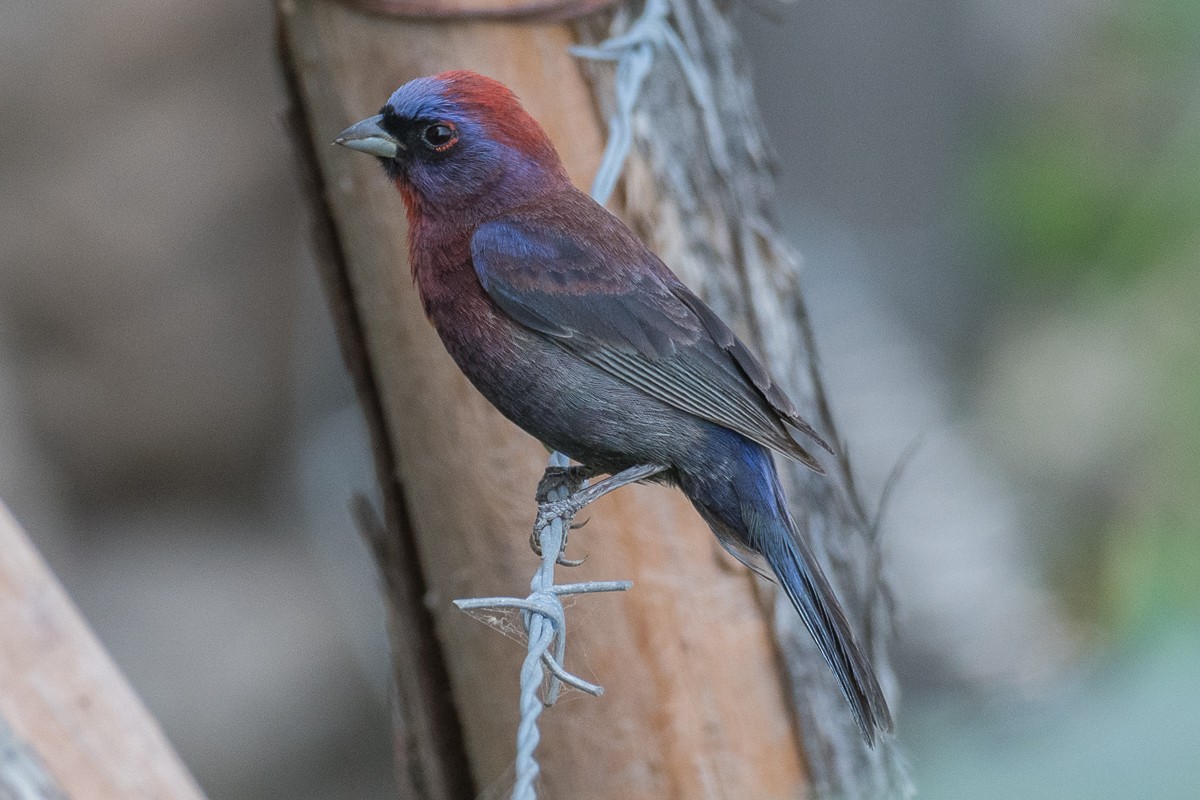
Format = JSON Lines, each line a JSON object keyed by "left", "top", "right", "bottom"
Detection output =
{"left": 532, "top": 464, "right": 597, "bottom": 566}
{"left": 530, "top": 463, "right": 668, "bottom": 566}
{"left": 531, "top": 496, "right": 587, "bottom": 566}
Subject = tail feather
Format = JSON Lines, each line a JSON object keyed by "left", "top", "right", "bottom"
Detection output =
{"left": 678, "top": 431, "right": 893, "bottom": 743}
{"left": 757, "top": 511, "right": 894, "bottom": 744}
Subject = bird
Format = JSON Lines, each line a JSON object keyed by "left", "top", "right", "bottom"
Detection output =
{"left": 334, "top": 70, "right": 892, "bottom": 744}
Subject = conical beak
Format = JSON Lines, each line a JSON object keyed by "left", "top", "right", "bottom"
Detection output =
{"left": 333, "top": 114, "right": 404, "bottom": 158}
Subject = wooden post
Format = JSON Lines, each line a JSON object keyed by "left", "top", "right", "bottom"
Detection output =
{"left": 0, "top": 503, "right": 206, "bottom": 800}
{"left": 277, "top": 2, "right": 809, "bottom": 798}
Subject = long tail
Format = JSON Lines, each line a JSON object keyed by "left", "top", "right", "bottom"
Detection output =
{"left": 682, "top": 438, "right": 893, "bottom": 744}
{"left": 755, "top": 500, "right": 893, "bottom": 744}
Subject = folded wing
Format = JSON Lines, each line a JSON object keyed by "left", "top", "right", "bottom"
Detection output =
{"left": 470, "top": 197, "right": 832, "bottom": 470}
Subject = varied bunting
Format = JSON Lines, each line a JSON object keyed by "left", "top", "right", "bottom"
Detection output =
{"left": 334, "top": 70, "right": 892, "bottom": 743}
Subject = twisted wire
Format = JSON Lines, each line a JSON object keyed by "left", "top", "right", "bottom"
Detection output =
{"left": 453, "top": 3, "right": 686, "bottom": 795}
{"left": 455, "top": 456, "right": 664, "bottom": 799}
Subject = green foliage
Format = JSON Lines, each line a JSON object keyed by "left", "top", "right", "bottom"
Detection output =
{"left": 974, "top": 0, "right": 1200, "bottom": 290}
{"left": 1102, "top": 259, "right": 1200, "bottom": 632}
{"left": 973, "top": 0, "right": 1200, "bottom": 636}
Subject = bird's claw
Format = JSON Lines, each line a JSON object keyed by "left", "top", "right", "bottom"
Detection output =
{"left": 555, "top": 552, "right": 587, "bottom": 568}
{"left": 529, "top": 527, "right": 585, "bottom": 566}
{"left": 530, "top": 496, "right": 586, "bottom": 565}
{"left": 531, "top": 464, "right": 599, "bottom": 564}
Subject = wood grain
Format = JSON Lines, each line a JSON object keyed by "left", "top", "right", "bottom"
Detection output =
{"left": 0, "top": 502, "right": 206, "bottom": 800}
{"left": 278, "top": 2, "right": 808, "bottom": 797}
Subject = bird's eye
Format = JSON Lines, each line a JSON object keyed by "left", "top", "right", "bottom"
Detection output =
{"left": 421, "top": 122, "right": 458, "bottom": 151}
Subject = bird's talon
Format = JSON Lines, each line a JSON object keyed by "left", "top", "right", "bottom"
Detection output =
{"left": 536, "top": 498, "right": 579, "bottom": 527}
{"left": 530, "top": 496, "right": 584, "bottom": 558}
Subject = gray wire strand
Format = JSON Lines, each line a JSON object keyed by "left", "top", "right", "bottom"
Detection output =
{"left": 571, "top": 0, "right": 730, "bottom": 205}
{"left": 454, "top": 453, "right": 666, "bottom": 800}
{"left": 452, "top": 4, "right": 682, "bottom": 795}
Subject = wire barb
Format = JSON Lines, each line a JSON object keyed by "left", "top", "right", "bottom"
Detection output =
{"left": 453, "top": 2, "right": 680, "bottom": 794}
{"left": 454, "top": 452, "right": 665, "bottom": 800}
{"left": 570, "top": 0, "right": 731, "bottom": 206}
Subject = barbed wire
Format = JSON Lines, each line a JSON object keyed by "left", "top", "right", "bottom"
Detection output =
{"left": 454, "top": 454, "right": 667, "bottom": 800}
{"left": 571, "top": 0, "right": 730, "bottom": 206}
{"left": 455, "top": 453, "right": 610, "bottom": 799}
{"left": 451, "top": 3, "right": 702, "bottom": 797}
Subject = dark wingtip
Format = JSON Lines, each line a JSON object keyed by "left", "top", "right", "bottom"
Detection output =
{"left": 790, "top": 443, "right": 826, "bottom": 475}
{"left": 773, "top": 432, "right": 827, "bottom": 474}
{"left": 784, "top": 417, "right": 837, "bottom": 458}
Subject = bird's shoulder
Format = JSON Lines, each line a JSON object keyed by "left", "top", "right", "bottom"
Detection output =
{"left": 472, "top": 189, "right": 670, "bottom": 291}
{"left": 470, "top": 189, "right": 697, "bottom": 358}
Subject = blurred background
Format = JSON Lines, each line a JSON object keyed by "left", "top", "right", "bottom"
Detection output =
{"left": 1, "top": 0, "right": 1197, "bottom": 798}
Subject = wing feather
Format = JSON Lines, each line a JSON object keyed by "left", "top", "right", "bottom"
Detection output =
{"left": 470, "top": 199, "right": 829, "bottom": 469}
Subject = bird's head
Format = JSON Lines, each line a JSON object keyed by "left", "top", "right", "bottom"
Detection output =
{"left": 334, "top": 71, "right": 567, "bottom": 216}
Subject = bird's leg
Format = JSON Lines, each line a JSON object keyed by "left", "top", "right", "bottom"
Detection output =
{"left": 530, "top": 464, "right": 597, "bottom": 563}
{"left": 566, "top": 463, "right": 670, "bottom": 507}
{"left": 535, "top": 465, "right": 599, "bottom": 504}
{"left": 531, "top": 463, "right": 670, "bottom": 564}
